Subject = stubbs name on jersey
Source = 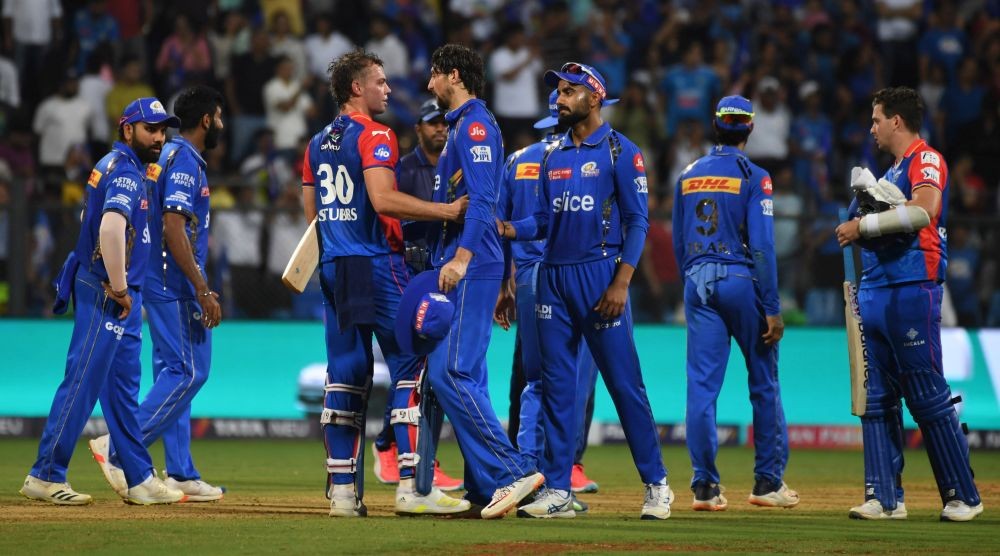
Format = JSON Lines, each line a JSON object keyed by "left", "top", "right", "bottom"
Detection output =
{"left": 317, "top": 207, "right": 358, "bottom": 222}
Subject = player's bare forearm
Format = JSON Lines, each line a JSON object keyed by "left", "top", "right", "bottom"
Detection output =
{"left": 594, "top": 262, "right": 635, "bottom": 319}
{"left": 164, "top": 212, "right": 221, "bottom": 327}
{"left": 98, "top": 211, "right": 128, "bottom": 291}
{"left": 302, "top": 185, "right": 317, "bottom": 221}
{"left": 612, "top": 262, "right": 636, "bottom": 287}
{"left": 365, "top": 167, "right": 467, "bottom": 221}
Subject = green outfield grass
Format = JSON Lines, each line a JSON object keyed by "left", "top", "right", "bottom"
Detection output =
{"left": 0, "top": 439, "right": 996, "bottom": 554}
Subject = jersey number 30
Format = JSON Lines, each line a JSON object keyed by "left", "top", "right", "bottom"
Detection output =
{"left": 317, "top": 163, "right": 355, "bottom": 206}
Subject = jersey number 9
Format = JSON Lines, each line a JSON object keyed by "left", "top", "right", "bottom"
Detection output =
{"left": 695, "top": 198, "right": 718, "bottom": 236}
{"left": 317, "top": 163, "right": 355, "bottom": 206}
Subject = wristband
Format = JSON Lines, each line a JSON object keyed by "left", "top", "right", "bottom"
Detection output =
{"left": 199, "top": 290, "right": 215, "bottom": 297}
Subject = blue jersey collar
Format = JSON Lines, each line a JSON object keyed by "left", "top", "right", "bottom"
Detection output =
{"left": 560, "top": 121, "right": 611, "bottom": 149}
{"left": 414, "top": 144, "right": 434, "bottom": 167}
{"left": 171, "top": 135, "right": 207, "bottom": 168}
{"left": 444, "top": 98, "right": 486, "bottom": 124}
{"left": 712, "top": 144, "right": 745, "bottom": 157}
{"left": 111, "top": 141, "right": 145, "bottom": 170}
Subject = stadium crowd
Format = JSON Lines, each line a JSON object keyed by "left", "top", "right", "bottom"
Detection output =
{"left": 0, "top": 0, "right": 998, "bottom": 326}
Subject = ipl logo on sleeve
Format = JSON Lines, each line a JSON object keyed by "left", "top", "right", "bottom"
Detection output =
{"left": 373, "top": 144, "right": 391, "bottom": 161}
{"left": 470, "top": 145, "right": 492, "bottom": 163}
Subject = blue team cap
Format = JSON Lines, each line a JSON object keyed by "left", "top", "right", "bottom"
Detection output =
{"left": 419, "top": 99, "right": 445, "bottom": 122}
{"left": 543, "top": 62, "right": 619, "bottom": 106}
{"left": 714, "top": 95, "right": 754, "bottom": 131}
{"left": 533, "top": 89, "right": 560, "bottom": 129}
{"left": 394, "top": 270, "right": 456, "bottom": 355}
{"left": 119, "top": 97, "right": 181, "bottom": 128}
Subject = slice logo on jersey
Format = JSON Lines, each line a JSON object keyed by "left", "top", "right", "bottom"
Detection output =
{"left": 922, "top": 167, "right": 941, "bottom": 183}
{"left": 761, "top": 176, "right": 773, "bottom": 195}
{"left": 760, "top": 198, "right": 773, "bottom": 216}
{"left": 470, "top": 145, "right": 492, "bottom": 163}
{"left": 553, "top": 190, "right": 594, "bottom": 213}
{"left": 468, "top": 122, "right": 487, "bottom": 142}
{"left": 548, "top": 168, "right": 572, "bottom": 180}
{"left": 87, "top": 169, "right": 102, "bottom": 188}
{"left": 104, "top": 321, "right": 125, "bottom": 340}
{"left": 373, "top": 144, "right": 392, "bottom": 161}
{"left": 535, "top": 303, "right": 552, "bottom": 320}
{"left": 633, "top": 153, "right": 645, "bottom": 172}
{"left": 146, "top": 163, "right": 162, "bottom": 182}
{"left": 581, "top": 161, "right": 600, "bottom": 177}
{"left": 634, "top": 176, "right": 648, "bottom": 193}
{"left": 921, "top": 151, "right": 940, "bottom": 167}
{"left": 681, "top": 176, "right": 742, "bottom": 195}
{"left": 515, "top": 163, "right": 540, "bottom": 179}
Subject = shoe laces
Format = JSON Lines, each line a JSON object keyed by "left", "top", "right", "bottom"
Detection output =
{"left": 645, "top": 483, "right": 668, "bottom": 505}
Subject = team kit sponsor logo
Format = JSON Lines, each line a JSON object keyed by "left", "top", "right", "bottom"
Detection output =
{"left": 201, "top": 186, "right": 210, "bottom": 197}
{"left": 373, "top": 144, "right": 391, "bottom": 161}
{"left": 112, "top": 176, "right": 139, "bottom": 192}
{"left": 681, "top": 176, "right": 742, "bottom": 195}
{"left": 553, "top": 190, "right": 594, "bottom": 213}
{"left": 371, "top": 129, "right": 391, "bottom": 139}
{"left": 514, "top": 163, "right": 540, "bottom": 179}
{"left": 88, "top": 169, "right": 102, "bottom": 187}
{"left": 761, "top": 176, "right": 773, "bottom": 194}
{"left": 548, "top": 168, "right": 572, "bottom": 180}
{"left": 760, "top": 198, "right": 773, "bottom": 216}
{"left": 108, "top": 193, "right": 132, "bottom": 207}
{"left": 922, "top": 167, "right": 941, "bottom": 183}
{"left": 921, "top": 151, "right": 940, "bottom": 167}
{"left": 146, "top": 163, "right": 162, "bottom": 181}
{"left": 170, "top": 172, "right": 196, "bottom": 187}
{"left": 633, "top": 153, "right": 644, "bottom": 171}
{"left": 581, "top": 161, "right": 600, "bottom": 177}
{"left": 166, "top": 191, "right": 190, "bottom": 204}
{"left": 535, "top": 304, "right": 553, "bottom": 320}
{"left": 634, "top": 176, "right": 648, "bottom": 193}
{"left": 104, "top": 321, "right": 125, "bottom": 340}
{"left": 468, "top": 122, "right": 487, "bottom": 141}
{"left": 470, "top": 145, "right": 492, "bottom": 163}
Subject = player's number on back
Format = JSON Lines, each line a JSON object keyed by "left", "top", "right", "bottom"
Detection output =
{"left": 695, "top": 198, "right": 719, "bottom": 236}
{"left": 317, "top": 163, "right": 355, "bottom": 206}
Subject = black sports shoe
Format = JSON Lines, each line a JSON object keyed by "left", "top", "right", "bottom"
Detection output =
{"left": 691, "top": 481, "right": 727, "bottom": 511}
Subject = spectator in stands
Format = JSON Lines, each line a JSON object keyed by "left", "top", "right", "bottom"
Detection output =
{"left": 875, "top": 0, "right": 922, "bottom": 87}
{"left": 770, "top": 166, "right": 804, "bottom": 302}
{"left": 939, "top": 56, "right": 987, "bottom": 153}
{"left": 79, "top": 50, "right": 113, "bottom": 155}
{"left": 263, "top": 55, "right": 315, "bottom": 155}
{"left": 2, "top": 0, "right": 62, "bottom": 108}
{"left": 209, "top": 10, "right": 250, "bottom": 83}
{"left": 744, "top": 76, "right": 790, "bottom": 175}
{"left": 584, "top": 0, "right": 630, "bottom": 99}
{"left": 304, "top": 13, "right": 354, "bottom": 81}
{"left": 488, "top": 21, "right": 542, "bottom": 148}
{"left": 104, "top": 55, "right": 154, "bottom": 145}
{"left": 947, "top": 225, "right": 982, "bottom": 327}
{"left": 227, "top": 26, "right": 277, "bottom": 164}
{"left": 213, "top": 185, "right": 266, "bottom": 318}
{"left": 71, "top": 0, "right": 119, "bottom": 75}
{"left": 539, "top": 1, "right": 579, "bottom": 74}
{"left": 240, "top": 127, "right": 293, "bottom": 202}
{"left": 264, "top": 182, "right": 306, "bottom": 317}
{"left": 659, "top": 42, "right": 721, "bottom": 137}
{"left": 365, "top": 14, "right": 408, "bottom": 81}
{"left": 269, "top": 9, "right": 307, "bottom": 81}
{"left": 32, "top": 71, "right": 90, "bottom": 195}
{"left": 156, "top": 13, "right": 212, "bottom": 96}
{"left": 637, "top": 193, "right": 680, "bottom": 323}
{"left": 789, "top": 81, "right": 833, "bottom": 200}
{"left": 0, "top": 49, "right": 19, "bottom": 110}
{"left": 666, "top": 117, "right": 710, "bottom": 191}
{"left": 918, "top": 1, "right": 967, "bottom": 85}
{"left": 107, "top": 0, "right": 152, "bottom": 68}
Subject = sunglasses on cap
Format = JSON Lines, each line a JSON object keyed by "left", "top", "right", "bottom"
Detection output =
{"left": 561, "top": 63, "right": 607, "bottom": 100}
{"left": 716, "top": 112, "right": 754, "bottom": 126}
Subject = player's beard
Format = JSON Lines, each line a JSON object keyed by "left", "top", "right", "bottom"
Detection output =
{"left": 205, "top": 120, "right": 221, "bottom": 150}
{"left": 131, "top": 136, "right": 162, "bottom": 164}
{"left": 557, "top": 104, "right": 588, "bottom": 128}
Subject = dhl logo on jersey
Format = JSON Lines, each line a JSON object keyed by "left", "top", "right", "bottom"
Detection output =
{"left": 146, "top": 163, "right": 162, "bottom": 182}
{"left": 515, "top": 163, "right": 540, "bottom": 179}
{"left": 87, "top": 169, "right": 102, "bottom": 188}
{"left": 681, "top": 176, "right": 742, "bottom": 195}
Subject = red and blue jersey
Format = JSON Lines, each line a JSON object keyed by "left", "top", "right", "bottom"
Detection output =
{"left": 303, "top": 112, "right": 403, "bottom": 262}
{"left": 145, "top": 136, "right": 211, "bottom": 301}
{"left": 860, "top": 139, "right": 949, "bottom": 287}
{"left": 428, "top": 99, "right": 505, "bottom": 278}
{"left": 75, "top": 141, "right": 151, "bottom": 288}
{"left": 671, "top": 145, "right": 779, "bottom": 315}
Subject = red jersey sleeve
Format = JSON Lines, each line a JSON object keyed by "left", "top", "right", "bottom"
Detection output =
{"left": 358, "top": 124, "right": 398, "bottom": 170}
{"left": 302, "top": 141, "right": 315, "bottom": 186}
{"left": 908, "top": 147, "right": 947, "bottom": 194}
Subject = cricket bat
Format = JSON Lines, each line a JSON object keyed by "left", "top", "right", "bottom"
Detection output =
{"left": 281, "top": 217, "right": 319, "bottom": 294}
{"left": 840, "top": 208, "right": 868, "bottom": 416}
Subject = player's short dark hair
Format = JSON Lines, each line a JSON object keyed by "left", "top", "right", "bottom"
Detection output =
{"left": 713, "top": 123, "right": 751, "bottom": 147}
{"left": 431, "top": 44, "right": 485, "bottom": 99}
{"left": 872, "top": 87, "right": 923, "bottom": 134}
{"left": 174, "top": 85, "right": 224, "bottom": 131}
{"left": 329, "top": 49, "right": 384, "bottom": 107}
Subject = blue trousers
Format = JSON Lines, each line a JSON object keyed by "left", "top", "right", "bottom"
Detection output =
{"left": 107, "top": 298, "right": 212, "bottom": 480}
{"left": 537, "top": 258, "right": 666, "bottom": 491}
{"left": 515, "top": 262, "right": 599, "bottom": 470}
{"left": 30, "top": 269, "right": 154, "bottom": 487}
{"left": 427, "top": 277, "right": 533, "bottom": 506}
{"left": 320, "top": 255, "right": 423, "bottom": 485}
{"left": 683, "top": 270, "right": 788, "bottom": 485}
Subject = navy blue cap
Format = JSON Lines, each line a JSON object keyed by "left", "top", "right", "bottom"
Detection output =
{"left": 533, "top": 89, "right": 560, "bottom": 129}
{"left": 119, "top": 97, "right": 181, "bottom": 128}
{"left": 543, "top": 62, "right": 619, "bottom": 106}
{"left": 419, "top": 99, "right": 445, "bottom": 122}
{"left": 394, "top": 270, "right": 456, "bottom": 355}
{"left": 714, "top": 95, "right": 755, "bottom": 131}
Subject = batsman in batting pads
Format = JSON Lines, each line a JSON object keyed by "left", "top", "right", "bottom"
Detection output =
{"left": 837, "top": 86, "right": 982, "bottom": 522}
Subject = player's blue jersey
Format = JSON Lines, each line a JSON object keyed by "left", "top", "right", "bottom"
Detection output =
{"left": 75, "top": 141, "right": 151, "bottom": 288}
{"left": 513, "top": 122, "right": 649, "bottom": 268}
{"left": 857, "top": 139, "right": 949, "bottom": 288}
{"left": 498, "top": 137, "right": 557, "bottom": 269}
{"left": 303, "top": 112, "right": 403, "bottom": 262}
{"left": 428, "top": 98, "right": 505, "bottom": 278}
{"left": 144, "top": 136, "right": 211, "bottom": 301}
{"left": 672, "top": 144, "right": 779, "bottom": 314}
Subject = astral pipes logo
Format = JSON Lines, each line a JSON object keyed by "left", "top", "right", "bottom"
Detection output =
{"left": 104, "top": 321, "right": 125, "bottom": 340}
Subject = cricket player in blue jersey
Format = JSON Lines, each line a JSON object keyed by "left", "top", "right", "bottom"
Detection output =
{"left": 500, "top": 63, "right": 671, "bottom": 519}
{"left": 304, "top": 49, "right": 468, "bottom": 518}
{"left": 673, "top": 95, "right": 799, "bottom": 512}
{"left": 20, "top": 98, "right": 185, "bottom": 506}
{"left": 836, "top": 87, "right": 982, "bottom": 522}
{"left": 494, "top": 90, "right": 600, "bottom": 509}
{"left": 89, "top": 86, "right": 226, "bottom": 502}
{"left": 424, "top": 43, "right": 544, "bottom": 519}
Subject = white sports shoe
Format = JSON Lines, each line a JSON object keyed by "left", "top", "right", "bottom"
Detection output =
{"left": 88, "top": 435, "right": 127, "bottom": 496}
{"left": 640, "top": 482, "right": 674, "bottom": 520}
{"left": 749, "top": 481, "right": 800, "bottom": 508}
{"left": 394, "top": 478, "right": 471, "bottom": 515}
{"left": 164, "top": 477, "right": 225, "bottom": 502}
{"left": 125, "top": 475, "right": 186, "bottom": 505}
{"left": 481, "top": 472, "right": 545, "bottom": 519}
{"left": 19, "top": 475, "right": 93, "bottom": 506}
{"left": 517, "top": 488, "right": 576, "bottom": 519}
{"left": 940, "top": 500, "right": 984, "bottom": 522}
{"left": 329, "top": 483, "right": 367, "bottom": 517}
{"left": 692, "top": 482, "right": 728, "bottom": 511}
{"left": 849, "top": 499, "right": 908, "bottom": 520}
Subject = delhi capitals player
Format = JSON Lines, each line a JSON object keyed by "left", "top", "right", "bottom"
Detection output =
{"left": 425, "top": 43, "right": 544, "bottom": 519}
{"left": 89, "top": 86, "right": 227, "bottom": 502}
{"left": 673, "top": 95, "right": 798, "bottom": 512}
{"left": 500, "top": 63, "right": 670, "bottom": 519}
{"left": 304, "top": 49, "right": 468, "bottom": 517}
{"left": 836, "top": 87, "right": 982, "bottom": 522}
{"left": 20, "top": 98, "right": 185, "bottom": 506}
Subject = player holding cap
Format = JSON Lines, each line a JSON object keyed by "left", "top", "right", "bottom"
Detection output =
{"left": 20, "top": 97, "right": 186, "bottom": 506}
{"left": 836, "top": 87, "right": 982, "bottom": 522}
{"left": 303, "top": 49, "right": 468, "bottom": 518}
{"left": 673, "top": 95, "right": 798, "bottom": 512}
{"left": 499, "top": 63, "right": 671, "bottom": 519}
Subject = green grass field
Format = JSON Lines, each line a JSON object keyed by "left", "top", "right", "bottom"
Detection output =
{"left": 0, "top": 439, "right": 996, "bottom": 554}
